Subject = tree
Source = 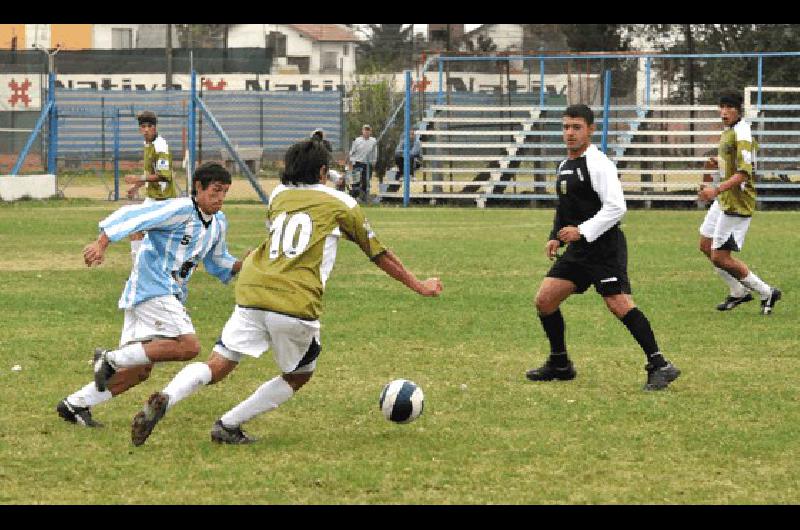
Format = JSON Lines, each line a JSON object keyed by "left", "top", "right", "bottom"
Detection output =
{"left": 634, "top": 25, "right": 800, "bottom": 104}
{"left": 356, "top": 24, "right": 413, "bottom": 73}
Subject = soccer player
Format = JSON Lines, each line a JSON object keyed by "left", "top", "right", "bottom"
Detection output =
{"left": 129, "top": 139, "right": 442, "bottom": 446}
{"left": 697, "top": 90, "right": 781, "bottom": 314}
{"left": 525, "top": 104, "right": 680, "bottom": 391}
{"left": 124, "top": 111, "right": 177, "bottom": 263}
{"left": 56, "top": 162, "right": 246, "bottom": 428}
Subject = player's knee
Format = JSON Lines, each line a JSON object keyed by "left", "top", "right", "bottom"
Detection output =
{"left": 534, "top": 293, "right": 556, "bottom": 315}
{"left": 710, "top": 253, "right": 728, "bottom": 269}
{"left": 283, "top": 372, "right": 313, "bottom": 392}
{"left": 138, "top": 364, "right": 154, "bottom": 383}
{"left": 176, "top": 336, "right": 201, "bottom": 361}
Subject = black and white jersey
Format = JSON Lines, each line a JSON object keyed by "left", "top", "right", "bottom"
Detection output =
{"left": 549, "top": 144, "right": 627, "bottom": 247}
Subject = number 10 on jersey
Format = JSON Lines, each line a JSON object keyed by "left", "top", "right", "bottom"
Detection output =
{"left": 268, "top": 212, "right": 313, "bottom": 259}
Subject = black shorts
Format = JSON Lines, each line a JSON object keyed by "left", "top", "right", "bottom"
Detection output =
{"left": 546, "top": 229, "right": 631, "bottom": 297}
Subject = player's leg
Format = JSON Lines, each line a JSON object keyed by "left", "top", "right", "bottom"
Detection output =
{"left": 594, "top": 234, "right": 680, "bottom": 390}
{"left": 699, "top": 201, "right": 749, "bottom": 308}
{"left": 57, "top": 309, "right": 156, "bottom": 426}
{"left": 130, "top": 350, "right": 238, "bottom": 446}
{"left": 95, "top": 296, "right": 201, "bottom": 390}
{"left": 710, "top": 214, "right": 781, "bottom": 315}
{"left": 526, "top": 264, "right": 584, "bottom": 381}
{"left": 211, "top": 312, "right": 321, "bottom": 444}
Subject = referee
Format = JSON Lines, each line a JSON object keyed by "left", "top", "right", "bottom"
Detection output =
{"left": 526, "top": 104, "right": 680, "bottom": 391}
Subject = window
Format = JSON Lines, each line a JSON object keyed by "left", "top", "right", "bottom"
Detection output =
{"left": 322, "top": 51, "right": 338, "bottom": 72}
{"left": 111, "top": 28, "right": 133, "bottom": 49}
{"left": 343, "top": 44, "right": 349, "bottom": 56}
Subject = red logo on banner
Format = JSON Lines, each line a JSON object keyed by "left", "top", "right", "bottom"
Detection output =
{"left": 8, "top": 78, "right": 32, "bottom": 107}
{"left": 412, "top": 76, "right": 431, "bottom": 92}
{"left": 201, "top": 78, "right": 227, "bottom": 91}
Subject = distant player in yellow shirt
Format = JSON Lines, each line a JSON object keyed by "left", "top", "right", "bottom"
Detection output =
{"left": 124, "top": 111, "right": 177, "bottom": 262}
{"left": 698, "top": 90, "right": 781, "bottom": 315}
{"left": 130, "top": 139, "right": 443, "bottom": 446}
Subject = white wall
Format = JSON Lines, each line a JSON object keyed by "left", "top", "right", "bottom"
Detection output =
{"left": 92, "top": 24, "right": 138, "bottom": 49}
{"left": 228, "top": 25, "right": 357, "bottom": 76}
{"left": 0, "top": 175, "right": 57, "bottom": 201}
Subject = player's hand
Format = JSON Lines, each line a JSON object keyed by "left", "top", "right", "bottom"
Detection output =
{"left": 545, "top": 240, "right": 561, "bottom": 260}
{"left": 82, "top": 242, "right": 105, "bottom": 267}
{"left": 417, "top": 277, "right": 443, "bottom": 297}
{"left": 698, "top": 184, "right": 718, "bottom": 202}
{"left": 557, "top": 226, "right": 581, "bottom": 243}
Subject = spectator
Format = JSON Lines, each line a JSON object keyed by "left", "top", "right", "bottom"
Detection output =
{"left": 395, "top": 129, "right": 422, "bottom": 173}
{"left": 346, "top": 124, "right": 377, "bottom": 201}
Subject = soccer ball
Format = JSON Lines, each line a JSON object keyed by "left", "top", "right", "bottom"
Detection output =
{"left": 379, "top": 379, "right": 424, "bottom": 424}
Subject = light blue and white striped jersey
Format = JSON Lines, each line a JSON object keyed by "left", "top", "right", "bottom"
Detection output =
{"left": 99, "top": 197, "right": 237, "bottom": 309}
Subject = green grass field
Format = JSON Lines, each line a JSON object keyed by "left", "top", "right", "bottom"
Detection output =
{"left": 1, "top": 199, "right": 798, "bottom": 505}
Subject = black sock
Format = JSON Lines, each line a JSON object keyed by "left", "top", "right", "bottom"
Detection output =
{"left": 621, "top": 307, "right": 667, "bottom": 368}
{"left": 539, "top": 309, "right": 568, "bottom": 365}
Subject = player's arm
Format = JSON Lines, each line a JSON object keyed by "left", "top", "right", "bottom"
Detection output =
{"left": 559, "top": 159, "right": 626, "bottom": 244}
{"left": 98, "top": 200, "right": 189, "bottom": 245}
{"left": 373, "top": 250, "right": 442, "bottom": 297}
{"left": 698, "top": 171, "right": 748, "bottom": 202}
{"left": 699, "top": 134, "right": 753, "bottom": 201}
{"left": 340, "top": 205, "right": 441, "bottom": 297}
{"left": 83, "top": 230, "right": 111, "bottom": 267}
{"left": 202, "top": 216, "right": 251, "bottom": 283}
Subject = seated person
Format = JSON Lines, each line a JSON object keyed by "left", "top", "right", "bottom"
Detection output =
{"left": 394, "top": 130, "right": 422, "bottom": 173}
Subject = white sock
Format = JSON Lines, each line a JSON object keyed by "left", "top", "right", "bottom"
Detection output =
{"left": 715, "top": 267, "right": 748, "bottom": 297}
{"left": 67, "top": 382, "right": 113, "bottom": 408}
{"left": 107, "top": 342, "right": 150, "bottom": 369}
{"left": 130, "top": 239, "right": 142, "bottom": 262}
{"left": 740, "top": 272, "right": 772, "bottom": 300}
{"left": 220, "top": 376, "right": 294, "bottom": 428}
{"left": 162, "top": 362, "right": 212, "bottom": 411}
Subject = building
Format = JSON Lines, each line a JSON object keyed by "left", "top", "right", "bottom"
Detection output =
{"left": 227, "top": 24, "right": 359, "bottom": 77}
{"left": 0, "top": 24, "right": 92, "bottom": 50}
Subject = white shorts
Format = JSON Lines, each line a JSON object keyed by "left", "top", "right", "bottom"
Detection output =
{"left": 214, "top": 306, "right": 321, "bottom": 374}
{"left": 699, "top": 200, "right": 751, "bottom": 251}
{"left": 119, "top": 295, "right": 195, "bottom": 347}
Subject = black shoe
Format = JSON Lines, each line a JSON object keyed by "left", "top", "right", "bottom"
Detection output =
{"left": 525, "top": 360, "right": 576, "bottom": 381}
{"left": 760, "top": 288, "right": 782, "bottom": 315}
{"left": 716, "top": 293, "right": 753, "bottom": 311}
{"left": 93, "top": 348, "right": 116, "bottom": 392}
{"left": 643, "top": 362, "right": 681, "bottom": 391}
{"left": 210, "top": 420, "right": 257, "bottom": 445}
{"left": 56, "top": 399, "right": 103, "bottom": 428}
{"left": 131, "top": 392, "right": 169, "bottom": 447}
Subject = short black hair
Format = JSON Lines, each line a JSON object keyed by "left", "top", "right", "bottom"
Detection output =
{"left": 281, "top": 139, "right": 330, "bottom": 186}
{"left": 137, "top": 110, "right": 157, "bottom": 126}
{"left": 192, "top": 162, "right": 231, "bottom": 195}
{"left": 718, "top": 90, "right": 743, "bottom": 111}
{"left": 563, "top": 104, "right": 594, "bottom": 126}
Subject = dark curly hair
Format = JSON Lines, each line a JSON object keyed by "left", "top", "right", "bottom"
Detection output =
{"left": 281, "top": 139, "right": 330, "bottom": 186}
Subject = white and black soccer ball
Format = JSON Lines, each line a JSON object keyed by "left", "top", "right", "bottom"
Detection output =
{"left": 379, "top": 379, "right": 424, "bottom": 424}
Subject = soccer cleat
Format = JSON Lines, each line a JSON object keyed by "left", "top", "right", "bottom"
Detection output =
{"left": 760, "top": 288, "right": 782, "bottom": 315}
{"left": 93, "top": 348, "right": 116, "bottom": 392}
{"left": 56, "top": 399, "right": 103, "bottom": 428}
{"left": 525, "top": 360, "right": 576, "bottom": 382}
{"left": 131, "top": 392, "right": 169, "bottom": 447}
{"left": 210, "top": 420, "right": 257, "bottom": 445}
{"left": 643, "top": 362, "right": 681, "bottom": 391}
{"left": 716, "top": 292, "right": 753, "bottom": 311}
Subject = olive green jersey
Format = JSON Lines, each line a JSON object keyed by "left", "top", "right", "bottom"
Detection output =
{"left": 717, "top": 120, "right": 757, "bottom": 217}
{"left": 143, "top": 135, "right": 176, "bottom": 200}
{"left": 235, "top": 183, "right": 387, "bottom": 320}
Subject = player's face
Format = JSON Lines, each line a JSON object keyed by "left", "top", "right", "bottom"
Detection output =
{"left": 195, "top": 181, "right": 230, "bottom": 215}
{"left": 139, "top": 123, "right": 157, "bottom": 143}
{"left": 562, "top": 116, "right": 594, "bottom": 155}
{"left": 719, "top": 104, "right": 740, "bottom": 127}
